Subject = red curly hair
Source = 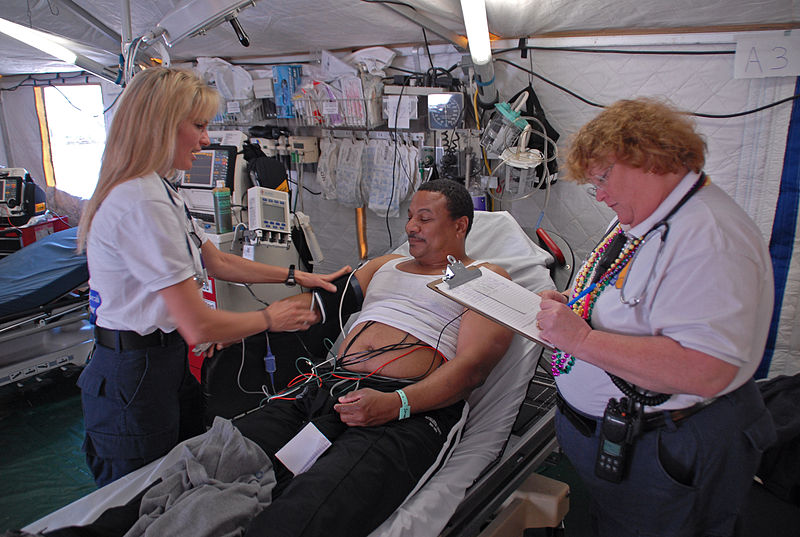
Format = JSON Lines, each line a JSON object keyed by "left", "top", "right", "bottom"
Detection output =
{"left": 565, "top": 97, "right": 706, "bottom": 183}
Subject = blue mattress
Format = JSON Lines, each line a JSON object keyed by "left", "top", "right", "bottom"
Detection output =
{"left": 0, "top": 227, "right": 88, "bottom": 318}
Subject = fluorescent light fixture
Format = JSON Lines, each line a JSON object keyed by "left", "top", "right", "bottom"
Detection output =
{"left": 0, "top": 16, "right": 118, "bottom": 83}
{"left": 459, "top": 0, "right": 492, "bottom": 65}
{"left": 0, "top": 17, "right": 78, "bottom": 64}
{"left": 459, "top": 0, "right": 497, "bottom": 107}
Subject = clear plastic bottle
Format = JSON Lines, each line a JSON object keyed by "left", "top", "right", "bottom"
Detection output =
{"left": 212, "top": 180, "right": 233, "bottom": 234}
{"left": 480, "top": 92, "right": 530, "bottom": 158}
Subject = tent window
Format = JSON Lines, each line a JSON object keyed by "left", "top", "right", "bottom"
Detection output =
{"left": 42, "top": 85, "right": 106, "bottom": 199}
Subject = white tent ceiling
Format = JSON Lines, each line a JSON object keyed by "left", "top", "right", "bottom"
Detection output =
{"left": 1, "top": 0, "right": 797, "bottom": 77}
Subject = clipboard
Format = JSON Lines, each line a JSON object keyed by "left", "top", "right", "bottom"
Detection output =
{"left": 427, "top": 265, "right": 553, "bottom": 349}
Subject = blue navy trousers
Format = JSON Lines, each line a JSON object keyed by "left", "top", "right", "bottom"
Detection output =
{"left": 77, "top": 336, "right": 204, "bottom": 487}
{"left": 556, "top": 379, "right": 776, "bottom": 537}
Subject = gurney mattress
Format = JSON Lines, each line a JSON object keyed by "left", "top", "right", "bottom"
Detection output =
{"left": 0, "top": 228, "right": 88, "bottom": 318}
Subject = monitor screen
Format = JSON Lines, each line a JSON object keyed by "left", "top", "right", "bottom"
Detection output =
{"left": 263, "top": 202, "right": 287, "bottom": 225}
{"left": 0, "top": 177, "right": 20, "bottom": 203}
{"left": 181, "top": 145, "right": 238, "bottom": 190}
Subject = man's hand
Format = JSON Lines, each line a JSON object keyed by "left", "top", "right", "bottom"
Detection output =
{"left": 334, "top": 388, "right": 397, "bottom": 427}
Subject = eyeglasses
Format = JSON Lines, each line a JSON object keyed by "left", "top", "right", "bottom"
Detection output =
{"left": 584, "top": 163, "right": 615, "bottom": 197}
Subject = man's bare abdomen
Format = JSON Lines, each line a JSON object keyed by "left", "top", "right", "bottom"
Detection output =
{"left": 338, "top": 321, "right": 445, "bottom": 380}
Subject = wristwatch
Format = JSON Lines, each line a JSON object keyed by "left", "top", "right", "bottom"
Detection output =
{"left": 285, "top": 264, "right": 296, "bottom": 286}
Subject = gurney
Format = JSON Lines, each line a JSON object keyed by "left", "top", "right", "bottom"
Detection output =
{"left": 23, "top": 211, "right": 567, "bottom": 537}
{"left": 0, "top": 227, "right": 93, "bottom": 390}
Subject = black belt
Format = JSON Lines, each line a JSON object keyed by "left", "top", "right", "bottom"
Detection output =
{"left": 94, "top": 326, "right": 184, "bottom": 351}
{"left": 556, "top": 392, "right": 716, "bottom": 437}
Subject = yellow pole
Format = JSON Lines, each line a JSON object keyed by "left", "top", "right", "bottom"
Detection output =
{"left": 355, "top": 206, "right": 368, "bottom": 260}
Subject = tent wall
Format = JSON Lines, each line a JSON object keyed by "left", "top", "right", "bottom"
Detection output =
{"left": 491, "top": 34, "right": 793, "bottom": 257}
{"left": 295, "top": 32, "right": 799, "bottom": 379}
{"left": 0, "top": 84, "right": 47, "bottom": 187}
{"left": 0, "top": 75, "right": 120, "bottom": 226}
{"left": 489, "top": 33, "right": 798, "bottom": 378}
{"left": 0, "top": 25, "right": 796, "bottom": 378}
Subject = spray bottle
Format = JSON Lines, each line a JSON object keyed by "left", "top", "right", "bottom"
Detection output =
{"left": 212, "top": 180, "right": 233, "bottom": 234}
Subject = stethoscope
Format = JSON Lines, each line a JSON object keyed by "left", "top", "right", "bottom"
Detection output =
{"left": 160, "top": 176, "right": 207, "bottom": 288}
{"left": 618, "top": 222, "right": 669, "bottom": 306}
{"left": 613, "top": 172, "right": 708, "bottom": 307}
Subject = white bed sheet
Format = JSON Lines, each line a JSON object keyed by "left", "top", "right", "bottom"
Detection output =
{"left": 25, "top": 210, "right": 556, "bottom": 536}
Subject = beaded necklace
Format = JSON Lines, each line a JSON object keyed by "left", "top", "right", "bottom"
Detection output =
{"left": 551, "top": 225, "right": 641, "bottom": 376}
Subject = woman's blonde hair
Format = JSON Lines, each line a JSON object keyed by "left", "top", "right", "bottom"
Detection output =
{"left": 565, "top": 97, "right": 706, "bottom": 183}
{"left": 78, "top": 67, "right": 220, "bottom": 250}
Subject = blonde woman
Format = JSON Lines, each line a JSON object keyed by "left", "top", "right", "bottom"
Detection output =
{"left": 77, "top": 67, "right": 348, "bottom": 487}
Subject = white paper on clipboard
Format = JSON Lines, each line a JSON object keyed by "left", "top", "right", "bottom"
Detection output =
{"left": 428, "top": 267, "right": 551, "bottom": 348}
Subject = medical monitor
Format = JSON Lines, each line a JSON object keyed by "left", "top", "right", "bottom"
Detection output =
{"left": 181, "top": 145, "right": 238, "bottom": 190}
{"left": 0, "top": 168, "right": 45, "bottom": 222}
{"left": 0, "top": 176, "right": 20, "bottom": 204}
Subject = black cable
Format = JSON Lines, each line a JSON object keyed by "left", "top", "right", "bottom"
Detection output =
{"left": 433, "top": 310, "right": 465, "bottom": 357}
{"left": 422, "top": 28, "right": 435, "bottom": 71}
{"left": 608, "top": 373, "right": 671, "bottom": 406}
{"left": 0, "top": 72, "right": 89, "bottom": 92}
{"left": 691, "top": 94, "right": 800, "bottom": 118}
{"left": 242, "top": 284, "right": 270, "bottom": 307}
{"left": 339, "top": 342, "right": 429, "bottom": 368}
{"left": 338, "top": 320, "right": 376, "bottom": 365}
{"left": 385, "top": 74, "right": 413, "bottom": 249}
{"left": 336, "top": 337, "right": 444, "bottom": 382}
{"left": 495, "top": 58, "right": 605, "bottom": 108}
{"left": 495, "top": 45, "right": 735, "bottom": 56}
{"left": 1, "top": 75, "right": 118, "bottom": 126}
{"left": 335, "top": 306, "right": 465, "bottom": 384}
{"left": 338, "top": 331, "right": 427, "bottom": 369}
{"left": 425, "top": 66, "right": 456, "bottom": 90}
{"left": 385, "top": 66, "right": 424, "bottom": 75}
{"left": 358, "top": 0, "right": 418, "bottom": 9}
{"left": 386, "top": 135, "right": 398, "bottom": 249}
{"left": 286, "top": 177, "right": 321, "bottom": 195}
{"left": 293, "top": 331, "right": 318, "bottom": 361}
{"left": 497, "top": 57, "right": 800, "bottom": 119}
{"left": 37, "top": 82, "right": 120, "bottom": 118}
{"left": 50, "top": 85, "right": 85, "bottom": 113}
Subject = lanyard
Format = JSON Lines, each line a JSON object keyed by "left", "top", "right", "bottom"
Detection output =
{"left": 160, "top": 177, "right": 207, "bottom": 287}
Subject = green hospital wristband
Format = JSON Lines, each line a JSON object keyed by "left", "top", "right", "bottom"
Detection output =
{"left": 396, "top": 389, "right": 411, "bottom": 420}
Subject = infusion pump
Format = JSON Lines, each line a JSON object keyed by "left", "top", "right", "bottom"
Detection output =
{"left": 247, "top": 186, "right": 291, "bottom": 245}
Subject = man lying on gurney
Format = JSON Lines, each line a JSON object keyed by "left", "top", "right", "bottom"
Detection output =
{"left": 240, "top": 179, "right": 514, "bottom": 537}
{"left": 21, "top": 179, "right": 523, "bottom": 537}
